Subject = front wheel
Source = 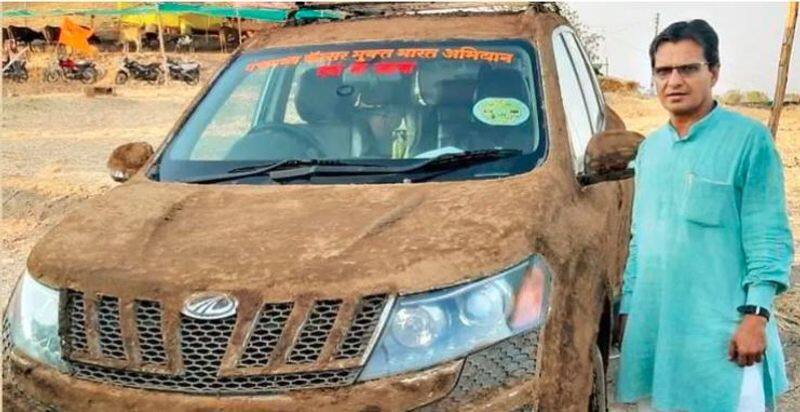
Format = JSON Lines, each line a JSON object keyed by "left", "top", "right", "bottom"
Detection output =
{"left": 115, "top": 71, "right": 129, "bottom": 85}
{"left": 589, "top": 343, "right": 607, "bottom": 412}
{"left": 44, "top": 68, "right": 60, "bottom": 83}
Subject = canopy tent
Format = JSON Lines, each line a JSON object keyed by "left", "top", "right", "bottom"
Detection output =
{"left": 58, "top": 17, "right": 95, "bottom": 55}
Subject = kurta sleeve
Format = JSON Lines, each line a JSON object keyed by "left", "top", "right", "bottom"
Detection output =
{"left": 620, "top": 147, "right": 644, "bottom": 315}
{"left": 740, "top": 126, "right": 794, "bottom": 310}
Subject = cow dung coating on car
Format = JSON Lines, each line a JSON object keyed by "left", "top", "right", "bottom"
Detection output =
{"left": 5, "top": 8, "right": 635, "bottom": 412}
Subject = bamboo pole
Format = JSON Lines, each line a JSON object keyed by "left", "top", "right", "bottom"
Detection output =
{"left": 156, "top": 3, "right": 168, "bottom": 85}
{"left": 2, "top": 46, "right": 29, "bottom": 72}
{"left": 768, "top": 1, "right": 798, "bottom": 139}
{"left": 236, "top": 3, "right": 242, "bottom": 47}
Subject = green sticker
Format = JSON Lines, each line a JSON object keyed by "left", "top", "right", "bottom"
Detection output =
{"left": 472, "top": 97, "right": 530, "bottom": 126}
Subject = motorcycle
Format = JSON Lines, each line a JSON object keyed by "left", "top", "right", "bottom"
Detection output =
{"left": 115, "top": 57, "right": 164, "bottom": 85}
{"left": 2, "top": 59, "right": 28, "bottom": 83}
{"left": 167, "top": 58, "right": 201, "bottom": 85}
{"left": 44, "top": 57, "right": 98, "bottom": 84}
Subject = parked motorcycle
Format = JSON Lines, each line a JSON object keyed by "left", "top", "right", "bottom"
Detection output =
{"left": 167, "top": 58, "right": 201, "bottom": 85}
{"left": 2, "top": 59, "right": 28, "bottom": 83}
{"left": 44, "top": 57, "right": 98, "bottom": 84}
{"left": 115, "top": 57, "right": 164, "bottom": 85}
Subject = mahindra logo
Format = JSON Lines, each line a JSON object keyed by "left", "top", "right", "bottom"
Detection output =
{"left": 181, "top": 292, "right": 238, "bottom": 320}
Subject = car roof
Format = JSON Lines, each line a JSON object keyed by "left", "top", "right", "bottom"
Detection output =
{"left": 243, "top": 4, "right": 569, "bottom": 52}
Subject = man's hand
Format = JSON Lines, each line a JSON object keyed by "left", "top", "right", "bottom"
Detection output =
{"left": 614, "top": 314, "right": 628, "bottom": 347}
{"left": 728, "top": 315, "right": 767, "bottom": 366}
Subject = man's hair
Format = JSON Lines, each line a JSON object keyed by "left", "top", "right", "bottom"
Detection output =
{"left": 649, "top": 19, "right": 719, "bottom": 68}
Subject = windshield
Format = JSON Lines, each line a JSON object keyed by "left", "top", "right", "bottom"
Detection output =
{"left": 156, "top": 39, "right": 547, "bottom": 184}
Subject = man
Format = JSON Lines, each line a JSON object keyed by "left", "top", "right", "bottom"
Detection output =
{"left": 353, "top": 103, "right": 409, "bottom": 158}
{"left": 616, "top": 20, "right": 794, "bottom": 411}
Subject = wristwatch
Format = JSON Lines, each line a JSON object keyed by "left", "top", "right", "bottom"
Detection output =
{"left": 737, "top": 305, "right": 770, "bottom": 321}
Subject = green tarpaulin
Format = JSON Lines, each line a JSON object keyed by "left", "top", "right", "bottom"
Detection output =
{"left": 158, "top": 3, "right": 288, "bottom": 21}
{"left": 0, "top": 9, "right": 34, "bottom": 18}
{"left": 1, "top": 3, "right": 342, "bottom": 22}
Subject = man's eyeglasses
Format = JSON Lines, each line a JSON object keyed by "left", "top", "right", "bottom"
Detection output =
{"left": 652, "top": 62, "right": 708, "bottom": 80}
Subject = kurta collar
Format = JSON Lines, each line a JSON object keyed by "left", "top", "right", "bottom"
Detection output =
{"left": 667, "top": 100, "right": 721, "bottom": 142}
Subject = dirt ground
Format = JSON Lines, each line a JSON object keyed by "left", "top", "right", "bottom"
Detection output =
{"left": 1, "top": 54, "right": 799, "bottom": 409}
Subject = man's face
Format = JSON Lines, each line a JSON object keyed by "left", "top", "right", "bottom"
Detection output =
{"left": 366, "top": 107, "right": 403, "bottom": 139}
{"left": 652, "top": 39, "right": 718, "bottom": 116}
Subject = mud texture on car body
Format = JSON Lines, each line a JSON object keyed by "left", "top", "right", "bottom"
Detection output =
{"left": 6, "top": 9, "right": 633, "bottom": 411}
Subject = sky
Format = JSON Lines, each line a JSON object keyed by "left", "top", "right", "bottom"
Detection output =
{"left": 570, "top": 2, "right": 799, "bottom": 95}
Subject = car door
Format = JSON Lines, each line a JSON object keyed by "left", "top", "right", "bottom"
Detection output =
{"left": 552, "top": 24, "right": 634, "bottom": 358}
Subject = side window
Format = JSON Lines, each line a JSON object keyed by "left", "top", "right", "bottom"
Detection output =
{"left": 563, "top": 33, "right": 604, "bottom": 133}
{"left": 553, "top": 30, "right": 593, "bottom": 174}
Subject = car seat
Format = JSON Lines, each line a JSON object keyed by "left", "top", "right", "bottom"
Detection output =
{"left": 412, "top": 62, "right": 481, "bottom": 155}
{"left": 470, "top": 66, "right": 536, "bottom": 152}
{"left": 294, "top": 68, "right": 356, "bottom": 158}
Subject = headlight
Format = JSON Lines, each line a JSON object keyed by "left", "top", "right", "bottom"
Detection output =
{"left": 359, "top": 255, "right": 551, "bottom": 380}
{"left": 5, "top": 270, "right": 65, "bottom": 370}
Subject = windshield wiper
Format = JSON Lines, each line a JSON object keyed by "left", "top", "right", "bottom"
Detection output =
{"left": 179, "top": 159, "right": 381, "bottom": 184}
{"left": 179, "top": 149, "right": 522, "bottom": 184}
{"left": 268, "top": 149, "right": 523, "bottom": 181}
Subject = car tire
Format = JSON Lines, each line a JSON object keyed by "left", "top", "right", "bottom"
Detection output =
{"left": 589, "top": 343, "right": 607, "bottom": 412}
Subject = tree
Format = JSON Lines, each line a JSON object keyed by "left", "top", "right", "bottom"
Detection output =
{"left": 557, "top": 2, "right": 604, "bottom": 66}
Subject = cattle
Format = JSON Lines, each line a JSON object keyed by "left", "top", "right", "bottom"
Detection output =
{"left": 142, "top": 32, "right": 160, "bottom": 50}
{"left": 174, "top": 34, "right": 194, "bottom": 53}
{"left": 118, "top": 25, "right": 142, "bottom": 53}
{"left": 6, "top": 26, "right": 46, "bottom": 51}
{"left": 43, "top": 25, "right": 60, "bottom": 45}
{"left": 218, "top": 26, "right": 239, "bottom": 53}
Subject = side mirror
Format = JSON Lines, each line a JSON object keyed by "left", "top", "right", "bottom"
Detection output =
{"left": 579, "top": 130, "right": 645, "bottom": 185}
{"left": 107, "top": 142, "right": 155, "bottom": 182}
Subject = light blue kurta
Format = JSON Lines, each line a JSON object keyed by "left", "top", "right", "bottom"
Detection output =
{"left": 617, "top": 103, "right": 795, "bottom": 411}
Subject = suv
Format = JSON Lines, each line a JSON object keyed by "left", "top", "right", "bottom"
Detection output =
{"left": 3, "top": 5, "right": 644, "bottom": 411}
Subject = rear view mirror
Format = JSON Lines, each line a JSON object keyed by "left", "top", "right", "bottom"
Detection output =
{"left": 579, "top": 130, "right": 645, "bottom": 185}
{"left": 107, "top": 142, "right": 155, "bottom": 182}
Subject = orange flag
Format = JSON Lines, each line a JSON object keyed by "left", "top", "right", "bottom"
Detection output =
{"left": 58, "top": 17, "right": 95, "bottom": 55}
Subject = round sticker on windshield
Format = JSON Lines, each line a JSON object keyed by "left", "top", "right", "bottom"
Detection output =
{"left": 472, "top": 97, "right": 530, "bottom": 126}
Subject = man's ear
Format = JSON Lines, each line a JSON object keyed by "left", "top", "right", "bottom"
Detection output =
{"left": 710, "top": 65, "right": 720, "bottom": 87}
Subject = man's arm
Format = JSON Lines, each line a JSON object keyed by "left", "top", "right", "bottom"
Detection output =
{"left": 729, "top": 125, "right": 794, "bottom": 366}
{"left": 740, "top": 126, "right": 793, "bottom": 308}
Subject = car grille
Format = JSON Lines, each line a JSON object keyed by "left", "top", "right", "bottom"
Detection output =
{"left": 63, "top": 290, "right": 390, "bottom": 395}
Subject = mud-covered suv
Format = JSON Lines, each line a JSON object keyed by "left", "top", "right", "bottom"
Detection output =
{"left": 3, "top": 5, "right": 644, "bottom": 411}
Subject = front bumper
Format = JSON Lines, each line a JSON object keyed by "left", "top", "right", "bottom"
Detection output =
{"left": 3, "top": 332, "right": 539, "bottom": 412}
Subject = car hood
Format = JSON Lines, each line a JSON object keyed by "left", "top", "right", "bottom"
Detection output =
{"left": 28, "top": 171, "right": 571, "bottom": 301}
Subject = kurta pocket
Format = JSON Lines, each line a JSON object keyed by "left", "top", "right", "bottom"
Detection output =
{"left": 681, "top": 173, "right": 733, "bottom": 227}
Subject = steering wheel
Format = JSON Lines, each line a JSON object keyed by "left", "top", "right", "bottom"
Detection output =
{"left": 227, "top": 123, "right": 325, "bottom": 160}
